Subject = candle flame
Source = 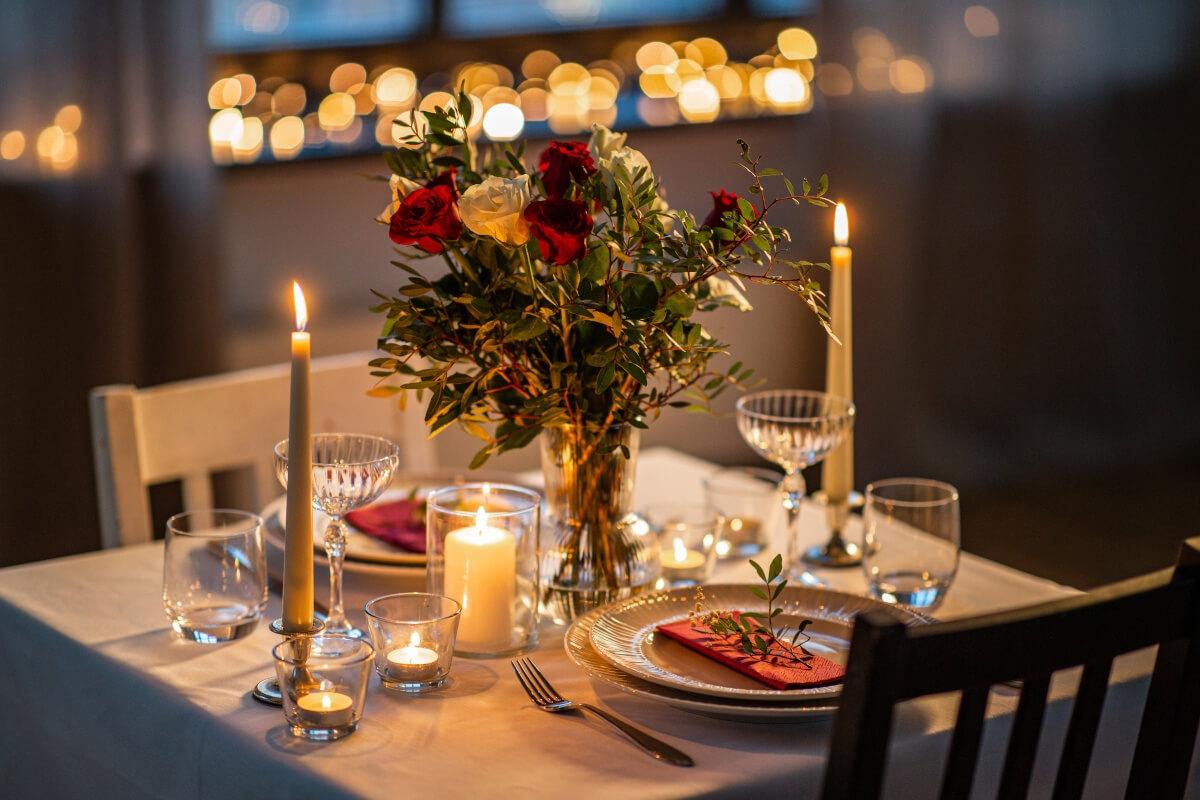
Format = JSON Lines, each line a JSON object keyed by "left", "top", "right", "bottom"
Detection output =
{"left": 320, "top": 694, "right": 332, "bottom": 710}
{"left": 834, "top": 202, "right": 849, "bottom": 246}
{"left": 482, "top": 482, "right": 491, "bottom": 501}
{"left": 409, "top": 631, "right": 421, "bottom": 648}
{"left": 475, "top": 505, "right": 487, "bottom": 530}
{"left": 673, "top": 537, "right": 687, "bottom": 562}
{"left": 293, "top": 281, "right": 308, "bottom": 331}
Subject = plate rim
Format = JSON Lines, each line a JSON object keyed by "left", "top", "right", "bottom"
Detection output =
{"left": 588, "top": 584, "right": 931, "bottom": 702}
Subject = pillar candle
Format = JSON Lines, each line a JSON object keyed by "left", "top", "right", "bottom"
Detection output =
{"left": 282, "top": 281, "right": 314, "bottom": 633}
{"left": 824, "top": 203, "right": 854, "bottom": 504}
{"left": 443, "top": 508, "right": 515, "bottom": 651}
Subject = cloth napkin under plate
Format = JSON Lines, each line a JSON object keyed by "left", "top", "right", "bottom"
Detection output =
{"left": 345, "top": 498, "right": 426, "bottom": 553}
{"left": 656, "top": 614, "right": 846, "bottom": 691}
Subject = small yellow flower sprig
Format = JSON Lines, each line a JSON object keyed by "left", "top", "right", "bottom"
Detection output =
{"left": 687, "top": 554, "right": 814, "bottom": 667}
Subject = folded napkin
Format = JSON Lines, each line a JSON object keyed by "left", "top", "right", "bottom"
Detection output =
{"left": 345, "top": 498, "right": 426, "bottom": 553}
{"left": 656, "top": 614, "right": 845, "bottom": 691}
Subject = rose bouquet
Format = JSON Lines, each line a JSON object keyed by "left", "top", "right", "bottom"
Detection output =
{"left": 370, "top": 91, "right": 835, "bottom": 617}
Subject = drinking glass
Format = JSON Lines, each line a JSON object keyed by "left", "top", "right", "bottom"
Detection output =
{"left": 275, "top": 433, "right": 400, "bottom": 637}
{"left": 163, "top": 509, "right": 267, "bottom": 643}
{"left": 735, "top": 390, "right": 855, "bottom": 581}
{"left": 862, "top": 478, "right": 960, "bottom": 609}
{"left": 703, "top": 466, "right": 780, "bottom": 558}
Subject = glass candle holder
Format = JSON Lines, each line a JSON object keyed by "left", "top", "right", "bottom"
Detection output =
{"left": 273, "top": 634, "right": 373, "bottom": 741}
{"left": 702, "top": 467, "right": 780, "bottom": 559}
{"left": 643, "top": 504, "right": 720, "bottom": 588}
{"left": 426, "top": 483, "right": 540, "bottom": 658}
{"left": 364, "top": 593, "right": 460, "bottom": 692}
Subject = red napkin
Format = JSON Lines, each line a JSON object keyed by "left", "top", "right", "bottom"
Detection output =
{"left": 345, "top": 498, "right": 426, "bottom": 554}
{"left": 655, "top": 614, "right": 845, "bottom": 691}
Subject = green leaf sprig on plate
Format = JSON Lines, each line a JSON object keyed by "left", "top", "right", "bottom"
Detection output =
{"left": 688, "top": 554, "right": 814, "bottom": 668}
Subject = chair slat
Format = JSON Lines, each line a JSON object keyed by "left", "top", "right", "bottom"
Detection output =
{"left": 1051, "top": 659, "right": 1112, "bottom": 800}
{"left": 997, "top": 672, "right": 1050, "bottom": 800}
{"left": 939, "top": 684, "right": 989, "bottom": 800}
{"left": 182, "top": 472, "right": 214, "bottom": 511}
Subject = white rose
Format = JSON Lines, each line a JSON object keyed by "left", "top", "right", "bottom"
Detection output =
{"left": 458, "top": 174, "right": 532, "bottom": 246}
{"left": 588, "top": 123, "right": 627, "bottom": 163}
{"left": 706, "top": 274, "right": 753, "bottom": 311}
{"left": 605, "top": 146, "right": 652, "bottom": 181}
{"left": 376, "top": 173, "right": 423, "bottom": 224}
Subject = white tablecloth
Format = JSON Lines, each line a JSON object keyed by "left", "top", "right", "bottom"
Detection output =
{"left": 0, "top": 449, "right": 1188, "bottom": 798}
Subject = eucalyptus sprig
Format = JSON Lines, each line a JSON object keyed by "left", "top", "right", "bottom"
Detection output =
{"left": 688, "top": 553, "right": 813, "bottom": 666}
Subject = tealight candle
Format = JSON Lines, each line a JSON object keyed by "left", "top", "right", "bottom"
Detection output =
{"left": 386, "top": 632, "right": 440, "bottom": 682}
{"left": 296, "top": 690, "right": 354, "bottom": 727}
{"left": 661, "top": 537, "right": 709, "bottom": 586}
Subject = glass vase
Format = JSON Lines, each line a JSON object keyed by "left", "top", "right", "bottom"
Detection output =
{"left": 539, "top": 424, "right": 660, "bottom": 623}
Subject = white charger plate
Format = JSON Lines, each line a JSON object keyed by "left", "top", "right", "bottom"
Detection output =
{"left": 566, "top": 602, "right": 839, "bottom": 722}
{"left": 588, "top": 584, "right": 931, "bottom": 703}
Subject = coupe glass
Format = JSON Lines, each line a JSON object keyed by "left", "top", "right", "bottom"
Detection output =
{"left": 275, "top": 433, "right": 400, "bottom": 637}
{"left": 735, "top": 390, "right": 855, "bottom": 580}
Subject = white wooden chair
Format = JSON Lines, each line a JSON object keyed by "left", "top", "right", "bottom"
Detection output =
{"left": 89, "top": 351, "right": 434, "bottom": 548}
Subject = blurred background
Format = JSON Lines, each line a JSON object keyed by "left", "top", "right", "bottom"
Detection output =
{"left": 2, "top": 0, "right": 1197, "bottom": 585}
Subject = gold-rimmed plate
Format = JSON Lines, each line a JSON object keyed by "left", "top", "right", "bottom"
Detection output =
{"left": 565, "top": 601, "right": 840, "bottom": 722}
{"left": 587, "top": 585, "right": 931, "bottom": 703}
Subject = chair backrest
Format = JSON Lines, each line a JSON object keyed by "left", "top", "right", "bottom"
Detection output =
{"left": 822, "top": 537, "right": 1200, "bottom": 800}
{"left": 89, "top": 351, "right": 435, "bottom": 548}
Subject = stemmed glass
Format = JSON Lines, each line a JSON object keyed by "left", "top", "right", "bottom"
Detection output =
{"left": 735, "top": 390, "right": 856, "bottom": 581}
{"left": 275, "top": 433, "right": 400, "bottom": 637}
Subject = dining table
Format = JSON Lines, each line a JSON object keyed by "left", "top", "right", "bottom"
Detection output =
{"left": 0, "top": 447, "right": 1191, "bottom": 798}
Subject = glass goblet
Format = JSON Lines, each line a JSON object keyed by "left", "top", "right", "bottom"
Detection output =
{"left": 275, "top": 433, "right": 400, "bottom": 637}
{"left": 735, "top": 390, "right": 856, "bottom": 580}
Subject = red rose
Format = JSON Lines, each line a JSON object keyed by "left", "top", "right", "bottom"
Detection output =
{"left": 702, "top": 189, "right": 741, "bottom": 228}
{"left": 389, "top": 170, "right": 462, "bottom": 253}
{"left": 538, "top": 140, "right": 596, "bottom": 199}
{"left": 524, "top": 199, "right": 593, "bottom": 265}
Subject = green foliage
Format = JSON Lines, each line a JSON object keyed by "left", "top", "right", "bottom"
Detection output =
{"left": 372, "top": 94, "right": 835, "bottom": 465}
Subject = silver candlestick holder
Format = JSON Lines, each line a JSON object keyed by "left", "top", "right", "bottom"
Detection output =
{"left": 251, "top": 617, "right": 326, "bottom": 706}
{"left": 804, "top": 490, "right": 865, "bottom": 567}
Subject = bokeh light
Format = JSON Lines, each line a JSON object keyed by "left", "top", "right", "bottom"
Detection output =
{"left": 522, "top": 50, "right": 561, "bottom": 80}
{"left": 482, "top": 102, "right": 524, "bottom": 141}
{"left": 318, "top": 92, "right": 356, "bottom": 131}
{"left": 54, "top": 105, "right": 82, "bottom": 134}
{"left": 272, "top": 82, "right": 307, "bottom": 116}
{"left": 677, "top": 79, "right": 720, "bottom": 123}
{"left": 890, "top": 57, "right": 933, "bottom": 94}
{"left": 964, "top": 5, "right": 1000, "bottom": 37}
{"left": 777, "top": 28, "right": 818, "bottom": 60}
{"left": 329, "top": 63, "right": 367, "bottom": 94}
{"left": 232, "top": 116, "right": 264, "bottom": 163}
{"left": 817, "top": 63, "right": 854, "bottom": 96}
{"left": 270, "top": 115, "right": 304, "bottom": 159}
{"left": 1, "top": 131, "right": 26, "bottom": 160}
{"left": 372, "top": 68, "right": 417, "bottom": 110}
{"left": 763, "top": 68, "right": 808, "bottom": 108}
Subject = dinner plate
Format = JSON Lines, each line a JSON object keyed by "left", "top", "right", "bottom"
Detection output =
{"left": 265, "top": 469, "right": 528, "bottom": 566}
{"left": 588, "top": 584, "right": 931, "bottom": 703}
{"left": 565, "top": 603, "right": 838, "bottom": 722}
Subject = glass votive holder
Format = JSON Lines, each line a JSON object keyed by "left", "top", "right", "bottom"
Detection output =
{"left": 426, "top": 483, "right": 541, "bottom": 658}
{"left": 702, "top": 467, "right": 779, "bottom": 559}
{"left": 273, "top": 634, "right": 373, "bottom": 741}
{"left": 163, "top": 509, "right": 267, "bottom": 643}
{"left": 364, "top": 593, "right": 460, "bottom": 692}
{"left": 643, "top": 504, "right": 720, "bottom": 588}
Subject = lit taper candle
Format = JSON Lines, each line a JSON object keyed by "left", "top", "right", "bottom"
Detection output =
{"left": 823, "top": 203, "right": 854, "bottom": 504}
{"left": 283, "top": 281, "right": 315, "bottom": 633}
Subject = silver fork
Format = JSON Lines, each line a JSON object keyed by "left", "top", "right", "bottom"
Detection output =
{"left": 511, "top": 657, "right": 695, "bottom": 767}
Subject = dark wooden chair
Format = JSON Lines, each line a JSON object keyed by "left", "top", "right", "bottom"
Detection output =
{"left": 821, "top": 537, "right": 1200, "bottom": 800}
